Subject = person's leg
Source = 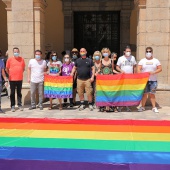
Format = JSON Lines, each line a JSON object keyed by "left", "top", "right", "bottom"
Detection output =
{"left": 38, "top": 82, "right": 44, "bottom": 110}
{"left": 77, "top": 79, "right": 85, "bottom": 110}
{"left": 85, "top": 79, "right": 93, "bottom": 111}
{"left": 30, "top": 82, "right": 37, "bottom": 107}
{"left": 63, "top": 98, "right": 67, "bottom": 107}
{"left": 9, "top": 81, "right": 16, "bottom": 108}
{"left": 150, "top": 93, "right": 156, "bottom": 108}
{"left": 58, "top": 98, "right": 62, "bottom": 110}
{"left": 16, "top": 81, "right": 23, "bottom": 107}
{"left": 48, "top": 98, "right": 53, "bottom": 109}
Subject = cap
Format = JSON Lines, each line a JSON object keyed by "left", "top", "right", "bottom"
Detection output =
{"left": 71, "top": 48, "right": 79, "bottom": 53}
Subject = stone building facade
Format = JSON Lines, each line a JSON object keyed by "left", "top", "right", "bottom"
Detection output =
{"left": 0, "top": 0, "right": 170, "bottom": 106}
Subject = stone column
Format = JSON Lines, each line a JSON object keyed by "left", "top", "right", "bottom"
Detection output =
{"left": 120, "top": 10, "right": 132, "bottom": 53}
{"left": 2, "top": 0, "right": 47, "bottom": 105}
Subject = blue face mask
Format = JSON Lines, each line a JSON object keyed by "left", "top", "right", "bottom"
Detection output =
{"left": 35, "top": 55, "right": 41, "bottom": 60}
{"left": 95, "top": 56, "right": 100, "bottom": 60}
{"left": 52, "top": 56, "right": 57, "bottom": 61}
{"left": 72, "top": 55, "right": 77, "bottom": 59}
{"left": 103, "top": 53, "right": 109, "bottom": 57}
{"left": 14, "top": 52, "right": 19, "bottom": 57}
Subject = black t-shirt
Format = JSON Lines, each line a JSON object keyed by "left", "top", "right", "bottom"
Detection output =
{"left": 75, "top": 58, "right": 94, "bottom": 80}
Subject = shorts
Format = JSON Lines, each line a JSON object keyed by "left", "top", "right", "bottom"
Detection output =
{"left": 77, "top": 78, "right": 93, "bottom": 97}
{"left": 144, "top": 81, "right": 157, "bottom": 94}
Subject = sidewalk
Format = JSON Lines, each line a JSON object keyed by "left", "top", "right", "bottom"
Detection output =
{"left": 1, "top": 94, "right": 170, "bottom": 120}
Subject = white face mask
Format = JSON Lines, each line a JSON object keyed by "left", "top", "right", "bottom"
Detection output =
{"left": 125, "top": 52, "right": 131, "bottom": 57}
{"left": 65, "top": 58, "right": 69, "bottom": 62}
{"left": 146, "top": 52, "right": 152, "bottom": 58}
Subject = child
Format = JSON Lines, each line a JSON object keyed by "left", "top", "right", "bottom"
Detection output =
{"left": 61, "top": 54, "right": 74, "bottom": 107}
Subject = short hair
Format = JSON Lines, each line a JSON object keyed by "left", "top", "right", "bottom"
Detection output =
{"left": 13, "top": 47, "right": 19, "bottom": 51}
{"left": 124, "top": 45, "right": 131, "bottom": 51}
{"left": 35, "top": 50, "right": 42, "bottom": 54}
{"left": 146, "top": 47, "right": 153, "bottom": 52}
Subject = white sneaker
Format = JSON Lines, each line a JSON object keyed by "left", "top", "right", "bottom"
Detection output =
{"left": 138, "top": 106, "right": 145, "bottom": 112}
{"left": 152, "top": 107, "right": 159, "bottom": 113}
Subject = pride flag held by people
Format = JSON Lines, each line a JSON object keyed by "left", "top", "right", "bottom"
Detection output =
{"left": 96, "top": 73, "right": 149, "bottom": 107}
{"left": 44, "top": 75, "right": 73, "bottom": 98}
{"left": 0, "top": 118, "right": 170, "bottom": 170}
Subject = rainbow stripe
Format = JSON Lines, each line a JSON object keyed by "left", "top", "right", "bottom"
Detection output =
{"left": 44, "top": 75, "right": 73, "bottom": 98}
{"left": 0, "top": 118, "right": 170, "bottom": 170}
{"left": 96, "top": 73, "right": 149, "bottom": 106}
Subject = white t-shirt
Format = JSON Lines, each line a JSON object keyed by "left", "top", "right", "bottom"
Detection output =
{"left": 47, "top": 61, "right": 62, "bottom": 75}
{"left": 138, "top": 58, "right": 161, "bottom": 81}
{"left": 116, "top": 55, "right": 137, "bottom": 73}
{"left": 28, "top": 59, "right": 47, "bottom": 83}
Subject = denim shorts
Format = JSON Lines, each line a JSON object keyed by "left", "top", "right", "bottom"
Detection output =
{"left": 144, "top": 81, "right": 157, "bottom": 94}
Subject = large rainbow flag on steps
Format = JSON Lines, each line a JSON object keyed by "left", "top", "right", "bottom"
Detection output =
{"left": 0, "top": 118, "right": 170, "bottom": 170}
{"left": 96, "top": 73, "right": 149, "bottom": 106}
{"left": 44, "top": 75, "right": 73, "bottom": 98}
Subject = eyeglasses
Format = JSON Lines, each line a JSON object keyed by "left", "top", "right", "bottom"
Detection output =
{"left": 146, "top": 51, "right": 152, "bottom": 53}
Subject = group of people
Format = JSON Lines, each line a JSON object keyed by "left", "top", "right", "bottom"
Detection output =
{"left": 0, "top": 45, "right": 162, "bottom": 113}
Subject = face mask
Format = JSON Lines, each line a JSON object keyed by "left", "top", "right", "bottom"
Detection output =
{"left": 146, "top": 52, "right": 152, "bottom": 58}
{"left": 35, "top": 55, "right": 41, "bottom": 60}
{"left": 80, "top": 53, "right": 86, "bottom": 57}
{"left": 52, "top": 56, "right": 57, "bottom": 61}
{"left": 72, "top": 55, "right": 77, "bottom": 59}
{"left": 125, "top": 52, "right": 131, "bottom": 57}
{"left": 95, "top": 56, "right": 100, "bottom": 60}
{"left": 103, "top": 53, "right": 109, "bottom": 57}
{"left": 65, "top": 58, "right": 69, "bottom": 62}
{"left": 14, "top": 52, "right": 19, "bottom": 57}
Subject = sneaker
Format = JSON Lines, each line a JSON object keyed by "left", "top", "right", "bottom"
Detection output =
{"left": 29, "top": 105, "right": 36, "bottom": 110}
{"left": 63, "top": 103, "right": 67, "bottom": 108}
{"left": 18, "top": 106, "right": 24, "bottom": 111}
{"left": 11, "top": 106, "right": 15, "bottom": 112}
{"left": 138, "top": 106, "right": 145, "bottom": 112}
{"left": 126, "top": 106, "right": 131, "bottom": 112}
{"left": 117, "top": 107, "right": 122, "bottom": 112}
{"left": 69, "top": 103, "right": 74, "bottom": 108}
{"left": 89, "top": 104, "right": 93, "bottom": 111}
{"left": 39, "top": 106, "right": 43, "bottom": 110}
{"left": 152, "top": 107, "right": 159, "bottom": 113}
{"left": 79, "top": 104, "right": 85, "bottom": 111}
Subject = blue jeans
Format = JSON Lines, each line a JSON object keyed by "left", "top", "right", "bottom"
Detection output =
{"left": 144, "top": 81, "right": 157, "bottom": 94}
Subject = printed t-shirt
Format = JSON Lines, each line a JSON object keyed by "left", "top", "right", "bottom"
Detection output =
{"left": 116, "top": 55, "right": 136, "bottom": 73}
{"left": 6, "top": 56, "right": 25, "bottom": 81}
{"left": 28, "top": 59, "right": 47, "bottom": 83}
{"left": 138, "top": 58, "right": 161, "bottom": 81}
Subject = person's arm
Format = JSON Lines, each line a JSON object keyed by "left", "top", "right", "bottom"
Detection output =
{"left": 137, "top": 65, "right": 142, "bottom": 73}
{"left": 133, "top": 64, "right": 137, "bottom": 73}
{"left": 91, "top": 66, "right": 95, "bottom": 82}
{"left": 2, "top": 69, "right": 8, "bottom": 82}
{"left": 116, "top": 65, "right": 125, "bottom": 73}
{"left": 150, "top": 65, "right": 162, "bottom": 75}
{"left": 27, "top": 67, "right": 31, "bottom": 83}
{"left": 70, "top": 66, "right": 77, "bottom": 76}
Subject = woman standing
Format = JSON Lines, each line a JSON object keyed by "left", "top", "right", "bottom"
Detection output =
{"left": 47, "top": 51, "right": 62, "bottom": 110}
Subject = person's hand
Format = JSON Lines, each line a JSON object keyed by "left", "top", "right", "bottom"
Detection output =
{"left": 95, "top": 72, "right": 98, "bottom": 77}
{"left": 90, "top": 77, "right": 94, "bottom": 83}
{"left": 56, "top": 73, "right": 60, "bottom": 76}
{"left": 121, "top": 70, "right": 125, "bottom": 74}
{"left": 70, "top": 73, "right": 73, "bottom": 76}
{"left": 150, "top": 71, "right": 155, "bottom": 75}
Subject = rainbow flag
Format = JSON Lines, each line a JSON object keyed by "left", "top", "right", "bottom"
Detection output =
{"left": 44, "top": 75, "right": 73, "bottom": 98}
{"left": 0, "top": 118, "right": 170, "bottom": 170}
{"left": 96, "top": 73, "right": 149, "bottom": 106}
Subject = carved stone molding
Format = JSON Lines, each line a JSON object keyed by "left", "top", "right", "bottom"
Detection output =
{"left": 33, "top": 0, "right": 47, "bottom": 12}
{"left": 134, "top": 0, "right": 146, "bottom": 9}
{"left": 2, "top": 0, "right": 12, "bottom": 11}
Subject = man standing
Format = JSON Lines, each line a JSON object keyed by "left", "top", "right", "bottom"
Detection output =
{"left": 71, "top": 48, "right": 95, "bottom": 111}
{"left": 116, "top": 46, "right": 137, "bottom": 112}
{"left": 28, "top": 50, "right": 47, "bottom": 110}
{"left": 6, "top": 47, "right": 25, "bottom": 112}
{"left": 138, "top": 47, "right": 162, "bottom": 113}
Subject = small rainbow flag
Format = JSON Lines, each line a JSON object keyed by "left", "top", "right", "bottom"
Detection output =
{"left": 44, "top": 75, "right": 73, "bottom": 98}
{"left": 96, "top": 73, "right": 149, "bottom": 106}
{"left": 0, "top": 118, "right": 170, "bottom": 170}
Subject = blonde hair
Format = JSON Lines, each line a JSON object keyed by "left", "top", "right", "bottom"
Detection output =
{"left": 93, "top": 51, "right": 102, "bottom": 61}
{"left": 101, "top": 47, "right": 111, "bottom": 56}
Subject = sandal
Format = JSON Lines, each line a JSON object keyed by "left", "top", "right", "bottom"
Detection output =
{"left": 48, "top": 106, "right": 52, "bottom": 110}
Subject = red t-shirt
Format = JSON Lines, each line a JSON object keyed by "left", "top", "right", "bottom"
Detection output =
{"left": 6, "top": 56, "right": 25, "bottom": 81}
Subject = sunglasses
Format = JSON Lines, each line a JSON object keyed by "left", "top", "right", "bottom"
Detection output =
{"left": 146, "top": 51, "right": 152, "bottom": 53}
